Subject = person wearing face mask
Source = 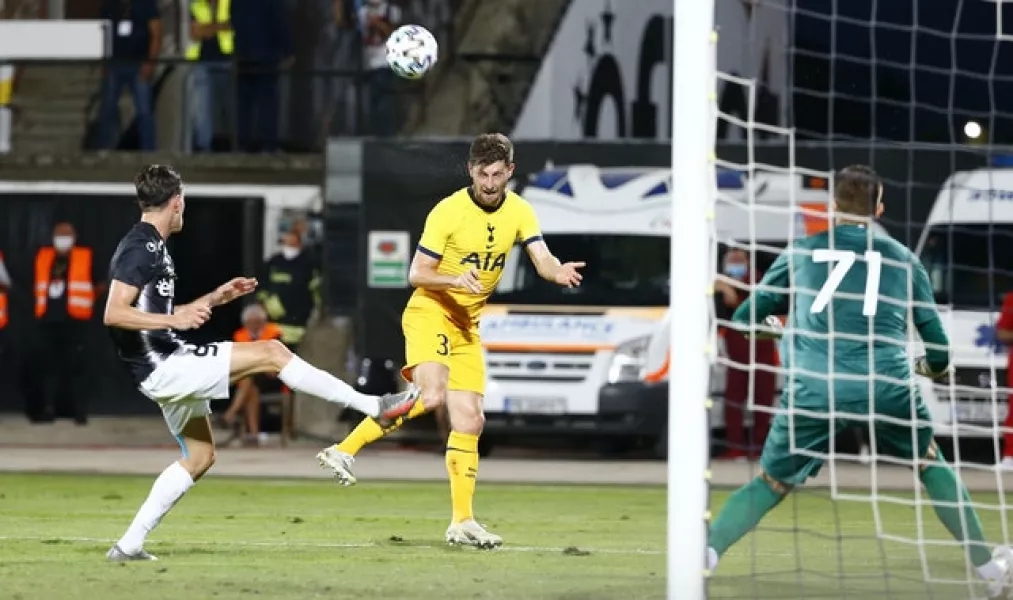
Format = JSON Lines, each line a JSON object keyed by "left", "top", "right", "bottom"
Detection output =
{"left": 30, "top": 222, "right": 101, "bottom": 424}
{"left": 256, "top": 229, "right": 321, "bottom": 352}
{"left": 713, "top": 247, "right": 777, "bottom": 460}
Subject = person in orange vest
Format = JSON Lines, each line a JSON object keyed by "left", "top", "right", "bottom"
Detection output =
{"left": 30, "top": 222, "right": 103, "bottom": 424}
{"left": 215, "top": 302, "right": 286, "bottom": 445}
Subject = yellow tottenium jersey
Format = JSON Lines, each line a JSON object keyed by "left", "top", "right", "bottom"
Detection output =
{"left": 409, "top": 187, "right": 543, "bottom": 327}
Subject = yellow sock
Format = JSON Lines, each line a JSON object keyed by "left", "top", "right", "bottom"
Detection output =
{"left": 445, "top": 431, "right": 479, "bottom": 523}
{"left": 334, "top": 399, "right": 427, "bottom": 455}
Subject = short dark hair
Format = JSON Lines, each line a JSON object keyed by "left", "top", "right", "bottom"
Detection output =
{"left": 833, "top": 164, "right": 882, "bottom": 216}
{"left": 469, "top": 133, "right": 514, "bottom": 167}
{"left": 134, "top": 165, "right": 183, "bottom": 211}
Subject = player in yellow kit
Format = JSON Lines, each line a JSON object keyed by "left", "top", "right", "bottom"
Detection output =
{"left": 317, "top": 133, "right": 584, "bottom": 547}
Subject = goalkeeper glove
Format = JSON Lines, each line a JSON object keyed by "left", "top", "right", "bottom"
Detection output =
{"left": 914, "top": 356, "right": 953, "bottom": 385}
{"left": 750, "top": 315, "right": 784, "bottom": 340}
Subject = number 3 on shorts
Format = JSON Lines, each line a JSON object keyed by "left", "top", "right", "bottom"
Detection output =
{"left": 810, "top": 249, "right": 882, "bottom": 316}
{"left": 436, "top": 333, "right": 449, "bottom": 356}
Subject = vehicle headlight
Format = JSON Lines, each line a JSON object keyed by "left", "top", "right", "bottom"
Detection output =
{"left": 607, "top": 335, "right": 651, "bottom": 384}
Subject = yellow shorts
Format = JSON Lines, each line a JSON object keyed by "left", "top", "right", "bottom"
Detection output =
{"left": 401, "top": 304, "right": 485, "bottom": 395}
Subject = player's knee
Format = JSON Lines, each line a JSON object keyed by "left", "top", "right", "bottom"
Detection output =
{"left": 759, "top": 470, "right": 793, "bottom": 496}
{"left": 450, "top": 401, "right": 484, "bottom": 435}
{"left": 420, "top": 384, "right": 447, "bottom": 409}
{"left": 184, "top": 446, "right": 216, "bottom": 480}
{"left": 263, "top": 339, "right": 292, "bottom": 372}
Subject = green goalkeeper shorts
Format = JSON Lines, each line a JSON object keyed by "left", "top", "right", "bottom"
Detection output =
{"left": 758, "top": 380, "right": 936, "bottom": 486}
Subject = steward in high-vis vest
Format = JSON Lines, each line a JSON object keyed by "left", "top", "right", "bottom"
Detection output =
{"left": 186, "top": 0, "right": 233, "bottom": 61}
{"left": 29, "top": 222, "right": 98, "bottom": 425}
{"left": 35, "top": 230, "right": 95, "bottom": 321}
{"left": 257, "top": 231, "right": 320, "bottom": 352}
{"left": 187, "top": 0, "right": 233, "bottom": 152}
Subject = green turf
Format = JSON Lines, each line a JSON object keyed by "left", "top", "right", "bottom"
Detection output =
{"left": 0, "top": 473, "right": 1007, "bottom": 599}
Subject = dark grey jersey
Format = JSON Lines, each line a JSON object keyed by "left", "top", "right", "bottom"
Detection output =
{"left": 108, "top": 222, "right": 185, "bottom": 384}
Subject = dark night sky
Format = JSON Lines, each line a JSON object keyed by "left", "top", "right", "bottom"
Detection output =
{"left": 791, "top": 0, "right": 1013, "bottom": 143}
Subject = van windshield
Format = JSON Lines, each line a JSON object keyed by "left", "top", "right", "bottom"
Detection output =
{"left": 493, "top": 234, "right": 670, "bottom": 306}
{"left": 919, "top": 224, "right": 1013, "bottom": 310}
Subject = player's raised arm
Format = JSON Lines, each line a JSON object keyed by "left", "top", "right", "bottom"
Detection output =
{"left": 518, "top": 201, "right": 584, "bottom": 288}
{"left": 730, "top": 248, "right": 791, "bottom": 336}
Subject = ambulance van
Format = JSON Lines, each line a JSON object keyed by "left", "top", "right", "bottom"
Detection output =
{"left": 478, "top": 164, "right": 858, "bottom": 456}
{"left": 913, "top": 167, "right": 1013, "bottom": 439}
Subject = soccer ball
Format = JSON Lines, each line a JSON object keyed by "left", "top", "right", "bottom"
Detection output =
{"left": 385, "top": 24, "right": 438, "bottom": 80}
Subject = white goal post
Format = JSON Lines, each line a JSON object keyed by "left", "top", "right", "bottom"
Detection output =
{"left": 667, "top": 0, "right": 716, "bottom": 597}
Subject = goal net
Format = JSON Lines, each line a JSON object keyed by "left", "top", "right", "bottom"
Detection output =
{"left": 681, "top": 1, "right": 1013, "bottom": 598}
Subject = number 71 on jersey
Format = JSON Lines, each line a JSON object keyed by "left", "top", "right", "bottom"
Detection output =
{"left": 810, "top": 249, "right": 883, "bottom": 317}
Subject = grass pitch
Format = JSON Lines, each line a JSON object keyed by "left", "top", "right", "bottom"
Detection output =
{"left": 0, "top": 473, "right": 1007, "bottom": 599}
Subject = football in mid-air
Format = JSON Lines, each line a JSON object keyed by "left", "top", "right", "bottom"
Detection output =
{"left": 385, "top": 24, "right": 438, "bottom": 79}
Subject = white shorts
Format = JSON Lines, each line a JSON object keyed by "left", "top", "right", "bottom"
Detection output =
{"left": 139, "top": 342, "right": 233, "bottom": 436}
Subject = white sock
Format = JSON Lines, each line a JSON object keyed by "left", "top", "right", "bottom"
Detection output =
{"left": 706, "top": 547, "right": 719, "bottom": 571}
{"left": 117, "top": 462, "right": 194, "bottom": 554}
{"left": 278, "top": 356, "right": 379, "bottom": 417}
{"left": 977, "top": 559, "right": 1004, "bottom": 581}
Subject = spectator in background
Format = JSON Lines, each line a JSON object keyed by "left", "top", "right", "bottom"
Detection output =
{"left": 231, "top": 0, "right": 293, "bottom": 152}
{"left": 187, "top": 0, "right": 234, "bottom": 152}
{"left": 98, "top": 0, "right": 162, "bottom": 151}
{"left": 713, "top": 247, "right": 777, "bottom": 459}
{"left": 994, "top": 291, "right": 1013, "bottom": 469}
{"left": 217, "top": 303, "right": 286, "bottom": 446}
{"left": 314, "top": 0, "right": 360, "bottom": 141}
{"left": 359, "top": 0, "right": 401, "bottom": 136}
{"left": 256, "top": 229, "right": 320, "bottom": 351}
{"left": 30, "top": 222, "right": 103, "bottom": 424}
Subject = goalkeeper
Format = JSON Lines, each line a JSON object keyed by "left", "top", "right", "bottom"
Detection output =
{"left": 706, "top": 165, "right": 1013, "bottom": 596}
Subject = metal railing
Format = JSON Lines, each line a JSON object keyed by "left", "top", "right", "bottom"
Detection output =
{"left": 0, "top": 0, "right": 464, "bottom": 155}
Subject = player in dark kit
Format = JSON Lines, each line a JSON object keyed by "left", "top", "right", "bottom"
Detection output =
{"left": 705, "top": 165, "right": 1013, "bottom": 597}
{"left": 103, "top": 165, "right": 417, "bottom": 562}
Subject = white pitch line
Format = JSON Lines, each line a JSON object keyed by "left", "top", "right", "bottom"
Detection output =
{"left": 0, "top": 535, "right": 664, "bottom": 556}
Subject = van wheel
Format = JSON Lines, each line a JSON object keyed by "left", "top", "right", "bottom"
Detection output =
{"left": 477, "top": 436, "right": 495, "bottom": 457}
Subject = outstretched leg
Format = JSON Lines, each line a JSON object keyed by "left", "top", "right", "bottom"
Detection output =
{"left": 109, "top": 415, "right": 214, "bottom": 560}
{"left": 229, "top": 340, "right": 415, "bottom": 421}
{"left": 707, "top": 471, "right": 791, "bottom": 568}
{"left": 317, "top": 362, "right": 439, "bottom": 485}
{"left": 708, "top": 409, "right": 828, "bottom": 570}
{"left": 918, "top": 443, "right": 992, "bottom": 568}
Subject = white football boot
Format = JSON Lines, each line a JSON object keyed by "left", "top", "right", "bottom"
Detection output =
{"left": 445, "top": 519, "right": 503, "bottom": 549}
{"left": 317, "top": 446, "right": 357, "bottom": 486}
{"left": 106, "top": 544, "right": 158, "bottom": 562}
{"left": 983, "top": 546, "right": 1013, "bottom": 599}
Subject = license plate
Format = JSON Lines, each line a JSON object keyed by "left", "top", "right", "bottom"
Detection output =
{"left": 953, "top": 401, "right": 1008, "bottom": 424}
{"left": 503, "top": 397, "right": 567, "bottom": 415}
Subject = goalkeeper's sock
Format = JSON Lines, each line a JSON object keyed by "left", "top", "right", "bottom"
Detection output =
{"left": 446, "top": 431, "right": 479, "bottom": 522}
{"left": 335, "top": 399, "right": 426, "bottom": 456}
{"left": 919, "top": 458, "right": 992, "bottom": 567}
{"left": 708, "top": 476, "right": 785, "bottom": 557}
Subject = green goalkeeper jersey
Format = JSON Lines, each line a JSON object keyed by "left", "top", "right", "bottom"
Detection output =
{"left": 732, "top": 224, "right": 949, "bottom": 407}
